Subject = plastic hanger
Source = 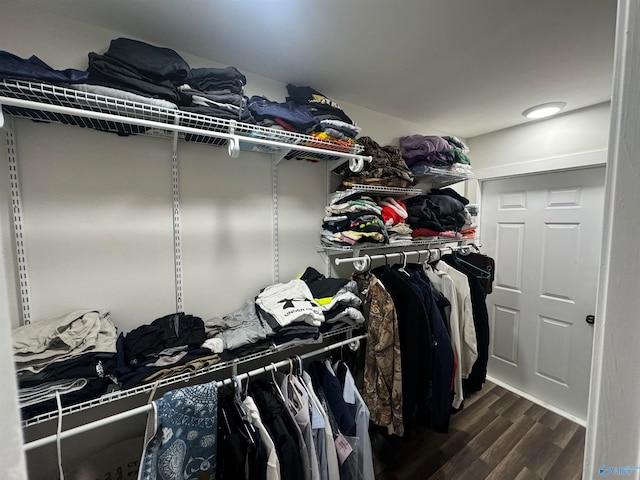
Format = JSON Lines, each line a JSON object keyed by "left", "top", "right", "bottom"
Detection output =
{"left": 231, "top": 375, "right": 256, "bottom": 445}
{"left": 453, "top": 249, "right": 491, "bottom": 279}
{"left": 398, "top": 252, "right": 410, "bottom": 276}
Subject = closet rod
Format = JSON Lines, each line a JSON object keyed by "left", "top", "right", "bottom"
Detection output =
{"left": 0, "top": 96, "right": 371, "bottom": 165}
{"left": 335, "top": 243, "right": 480, "bottom": 271}
{"left": 23, "top": 333, "right": 367, "bottom": 451}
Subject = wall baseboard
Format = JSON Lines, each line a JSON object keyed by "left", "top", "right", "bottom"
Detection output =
{"left": 485, "top": 375, "right": 587, "bottom": 427}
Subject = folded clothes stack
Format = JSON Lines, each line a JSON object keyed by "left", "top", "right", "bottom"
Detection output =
{"left": 399, "top": 134, "right": 472, "bottom": 176}
{"left": 255, "top": 279, "right": 324, "bottom": 347}
{"left": 380, "top": 197, "right": 413, "bottom": 244}
{"left": 13, "top": 309, "right": 118, "bottom": 419}
{"left": 321, "top": 191, "right": 388, "bottom": 248}
{"left": 179, "top": 66, "right": 254, "bottom": 123}
{"left": 336, "top": 136, "right": 415, "bottom": 188}
{"left": 248, "top": 84, "right": 360, "bottom": 151}
{"left": 88, "top": 37, "right": 192, "bottom": 105}
{"left": 300, "top": 267, "right": 364, "bottom": 332}
{"left": 115, "top": 312, "right": 218, "bottom": 389}
{"left": 405, "top": 188, "right": 475, "bottom": 239}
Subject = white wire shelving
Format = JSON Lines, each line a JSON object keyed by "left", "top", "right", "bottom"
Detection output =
{"left": 20, "top": 325, "right": 363, "bottom": 429}
{"left": 413, "top": 166, "right": 475, "bottom": 189}
{"left": 23, "top": 332, "right": 368, "bottom": 451}
{"left": 320, "top": 237, "right": 476, "bottom": 254}
{"left": 329, "top": 184, "right": 423, "bottom": 203}
{"left": 0, "top": 79, "right": 369, "bottom": 165}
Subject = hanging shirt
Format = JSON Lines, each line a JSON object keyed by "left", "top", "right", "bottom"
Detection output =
{"left": 302, "top": 371, "right": 340, "bottom": 480}
{"left": 334, "top": 361, "right": 376, "bottom": 480}
{"left": 243, "top": 395, "right": 281, "bottom": 480}
{"left": 426, "top": 263, "right": 467, "bottom": 409}
{"left": 137, "top": 382, "right": 218, "bottom": 480}
{"left": 432, "top": 261, "right": 478, "bottom": 380}
{"left": 279, "top": 373, "right": 321, "bottom": 480}
{"left": 352, "top": 271, "right": 404, "bottom": 436}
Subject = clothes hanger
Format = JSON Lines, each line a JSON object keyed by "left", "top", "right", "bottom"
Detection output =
{"left": 231, "top": 375, "right": 256, "bottom": 445}
{"left": 398, "top": 252, "right": 410, "bottom": 276}
{"left": 243, "top": 371, "right": 251, "bottom": 399}
{"left": 269, "top": 362, "right": 287, "bottom": 403}
{"left": 453, "top": 248, "right": 491, "bottom": 278}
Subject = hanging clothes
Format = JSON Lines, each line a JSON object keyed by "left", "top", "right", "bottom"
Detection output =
{"left": 301, "top": 370, "right": 340, "bottom": 480}
{"left": 249, "top": 379, "right": 307, "bottom": 480}
{"left": 399, "top": 264, "right": 455, "bottom": 433}
{"left": 217, "top": 386, "right": 267, "bottom": 480}
{"left": 277, "top": 371, "right": 321, "bottom": 480}
{"left": 425, "top": 261, "right": 478, "bottom": 409}
{"left": 371, "top": 265, "right": 433, "bottom": 431}
{"left": 137, "top": 382, "right": 218, "bottom": 480}
{"left": 442, "top": 253, "right": 492, "bottom": 395}
{"left": 352, "top": 270, "right": 404, "bottom": 437}
{"left": 243, "top": 395, "right": 281, "bottom": 480}
{"left": 333, "top": 361, "right": 376, "bottom": 480}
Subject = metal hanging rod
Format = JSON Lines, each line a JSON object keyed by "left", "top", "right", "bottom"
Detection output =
{"left": 335, "top": 243, "right": 481, "bottom": 271}
{"left": 0, "top": 96, "right": 370, "bottom": 170}
{"left": 23, "top": 333, "right": 366, "bottom": 451}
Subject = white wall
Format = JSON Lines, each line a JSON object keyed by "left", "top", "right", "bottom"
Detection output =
{"left": 468, "top": 101, "right": 610, "bottom": 172}
{"left": 462, "top": 102, "right": 610, "bottom": 204}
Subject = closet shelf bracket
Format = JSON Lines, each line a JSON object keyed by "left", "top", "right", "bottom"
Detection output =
{"left": 273, "top": 148, "right": 292, "bottom": 165}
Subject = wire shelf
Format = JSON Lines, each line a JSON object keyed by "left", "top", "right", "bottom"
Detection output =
{"left": 413, "top": 166, "right": 475, "bottom": 189}
{"left": 330, "top": 184, "right": 423, "bottom": 203}
{"left": 320, "top": 237, "right": 475, "bottom": 253}
{"left": 20, "top": 325, "right": 361, "bottom": 428}
{"left": 0, "top": 79, "right": 365, "bottom": 162}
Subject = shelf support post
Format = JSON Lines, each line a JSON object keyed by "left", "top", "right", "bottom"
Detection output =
{"left": 272, "top": 156, "right": 279, "bottom": 284}
{"left": 171, "top": 115, "right": 184, "bottom": 313}
{"left": 5, "top": 116, "right": 32, "bottom": 325}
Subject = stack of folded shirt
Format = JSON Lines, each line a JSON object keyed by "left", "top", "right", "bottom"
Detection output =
{"left": 248, "top": 84, "right": 361, "bottom": 148}
{"left": 115, "top": 312, "right": 218, "bottom": 389}
{"left": 0, "top": 50, "right": 89, "bottom": 84}
{"left": 400, "top": 135, "right": 472, "bottom": 175}
{"left": 380, "top": 197, "right": 413, "bottom": 244}
{"left": 405, "top": 188, "right": 471, "bottom": 237}
{"left": 321, "top": 192, "right": 388, "bottom": 248}
{"left": 13, "top": 309, "right": 118, "bottom": 419}
{"left": 255, "top": 279, "right": 324, "bottom": 346}
{"left": 178, "top": 66, "right": 254, "bottom": 123}
{"left": 87, "top": 37, "right": 192, "bottom": 105}
{"left": 336, "top": 136, "right": 415, "bottom": 188}
{"left": 285, "top": 84, "right": 361, "bottom": 145}
{"left": 202, "top": 299, "right": 276, "bottom": 360}
{"left": 300, "top": 267, "right": 364, "bottom": 332}
{"left": 248, "top": 95, "right": 320, "bottom": 132}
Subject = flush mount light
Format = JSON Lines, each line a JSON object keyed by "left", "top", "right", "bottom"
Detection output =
{"left": 522, "top": 102, "right": 567, "bottom": 119}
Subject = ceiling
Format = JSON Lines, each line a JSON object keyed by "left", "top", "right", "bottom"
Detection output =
{"left": 19, "top": 0, "right": 617, "bottom": 138}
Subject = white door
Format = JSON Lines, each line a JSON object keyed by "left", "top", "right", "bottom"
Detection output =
{"left": 480, "top": 166, "right": 605, "bottom": 422}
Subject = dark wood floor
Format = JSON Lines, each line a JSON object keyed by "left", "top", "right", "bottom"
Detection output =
{"left": 372, "top": 381, "right": 585, "bottom": 480}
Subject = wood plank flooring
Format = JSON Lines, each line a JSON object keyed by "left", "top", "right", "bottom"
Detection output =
{"left": 372, "top": 381, "right": 585, "bottom": 479}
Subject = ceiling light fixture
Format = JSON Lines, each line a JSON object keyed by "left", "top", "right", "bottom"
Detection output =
{"left": 522, "top": 102, "right": 567, "bottom": 119}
